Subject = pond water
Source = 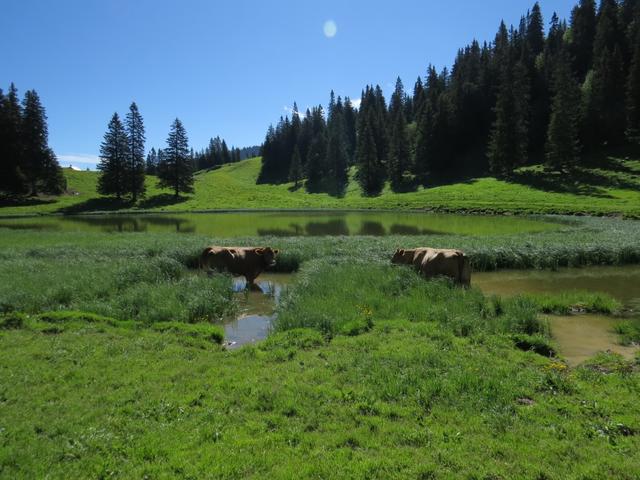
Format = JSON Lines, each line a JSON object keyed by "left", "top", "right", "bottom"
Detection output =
{"left": 0, "top": 211, "right": 561, "bottom": 237}
{"left": 223, "top": 273, "right": 294, "bottom": 347}
{"left": 474, "top": 265, "right": 640, "bottom": 365}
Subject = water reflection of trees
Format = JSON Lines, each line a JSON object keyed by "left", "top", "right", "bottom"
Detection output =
{"left": 359, "top": 221, "right": 386, "bottom": 236}
{"left": 61, "top": 215, "right": 195, "bottom": 233}
{"left": 305, "top": 219, "right": 349, "bottom": 236}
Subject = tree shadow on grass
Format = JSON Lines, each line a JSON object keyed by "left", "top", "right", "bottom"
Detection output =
{"left": 0, "top": 195, "right": 57, "bottom": 208}
{"left": 509, "top": 165, "right": 639, "bottom": 198}
{"left": 57, "top": 197, "right": 134, "bottom": 214}
{"left": 137, "top": 193, "right": 189, "bottom": 209}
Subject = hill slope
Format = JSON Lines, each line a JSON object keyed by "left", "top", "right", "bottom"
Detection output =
{"left": 1, "top": 155, "right": 639, "bottom": 217}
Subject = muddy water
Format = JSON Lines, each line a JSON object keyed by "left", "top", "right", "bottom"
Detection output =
{"left": 474, "top": 265, "right": 640, "bottom": 365}
{"left": 223, "top": 273, "right": 294, "bottom": 347}
{"left": 547, "top": 314, "right": 637, "bottom": 366}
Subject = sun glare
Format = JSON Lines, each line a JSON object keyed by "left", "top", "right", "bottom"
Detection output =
{"left": 323, "top": 20, "right": 337, "bottom": 38}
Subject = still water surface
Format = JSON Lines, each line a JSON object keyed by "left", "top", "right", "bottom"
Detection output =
{"left": 0, "top": 211, "right": 561, "bottom": 237}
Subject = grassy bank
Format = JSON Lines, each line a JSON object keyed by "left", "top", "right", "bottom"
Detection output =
{"left": 1, "top": 280, "right": 639, "bottom": 478}
{"left": 2, "top": 154, "right": 640, "bottom": 217}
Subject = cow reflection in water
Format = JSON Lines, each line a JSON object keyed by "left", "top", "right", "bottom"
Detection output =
{"left": 200, "top": 246, "right": 279, "bottom": 289}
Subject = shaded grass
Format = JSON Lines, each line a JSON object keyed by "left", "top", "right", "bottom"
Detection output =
{"left": 2, "top": 154, "right": 640, "bottom": 217}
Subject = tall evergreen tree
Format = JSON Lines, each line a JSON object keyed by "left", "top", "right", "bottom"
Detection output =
{"left": 98, "top": 113, "right": 129, "bottom": 199}
{"left": 570, "top": 0, "right": 597, "bottom": 80}
{"left": 388, "top": 77, "right": 411, "bottom": 191}
{"left": 546, "top": 54, "right": 582, "bottom": 171}
{"left": 488, "top": 61, "right": 530, "bottom": 176}
{"left": 146, "top": 148, "right": 158, "bottom": 175}
{"left": 356, "top": 112, "right": 385, "bottom": 196}
{"left": 305, "top": 131, "right": 327, "bottom": 193}
{"left": 21, "top": 90, "right": 64, "bottom": 194}
{"left": 343, "top": 97, "right": 358, "bottom": 164}
{"left": 157, "top": 118, "right": 194, "bottom": 198}
{"left": 0, "top": 83, "right": 25, "bottom": 193}
{"left": 289, "top": 145, "right": 303, "bottom": 189}
{"left": 626, "top": 23, "right": 640, "bottom": 143}
{"left": 324, "top": 95, "right": 350, "bottom": 195}
{"left": 125, "top": 102, "right": 146, "bottom": 201}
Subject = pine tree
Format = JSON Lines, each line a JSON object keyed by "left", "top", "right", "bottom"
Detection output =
{"left": 570, "top": 0, "right": 597, "bottom": 81}
{"left": 125, "top": 102, "right": 146, "bottom": 201}
{"left": 388, "top": 77, "right": 411, "bottom": 192}
{"left": 527, "top": 3, "right": 545, "bottom": 58}
{"left": 356, "top": 111, "right": 385, "bottom": 196}
{"left": 325, "top": 112, "right": 349, "bottom": 196}
{"left": 343, "top": 97, "right": 357, "bottom": 164}
{"left": 21, "top": 90, "right": 64, "bottom": 195}
{"left": 627, "top": 24, "right": 640, "bottom": 143}
{"left": 488, "top": 61, "right": 530, "bottom": 176}
{"left": 158, "top": 118, "right": 194, "bottom": 198}
{"left": 546, "top": 54, "right": 582, "bottom": 171}
{"left": 305, "top": 131, "right": 327, "bottom": 193}
{"left": 98, "top": 113, "right": 129, "bottom": 199}
{"left": 221, "top": 140, "right": 231, "bottom": 164}
{"left": 0, "top": 83, "right": 25, "bottom": 193}
{"left": 289, "top": 145, "right": 303, "bottom": 189}
{"left": 146, "top": 147, "right": 158, "bottom": 174}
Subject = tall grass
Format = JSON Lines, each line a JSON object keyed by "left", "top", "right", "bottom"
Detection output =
{"left": 275, "top": 261, "right": 549, "bottom": 339}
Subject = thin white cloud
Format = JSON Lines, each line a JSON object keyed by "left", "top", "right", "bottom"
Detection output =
{"left": 58, "top": 153, "right": 100, "bottom": 171}
{"left": 349, "top": 98, "right": 362, "bottom": 109}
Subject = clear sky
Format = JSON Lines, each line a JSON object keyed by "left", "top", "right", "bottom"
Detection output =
{"left": 2, "top": 0, "right": 577, "bottom": 169}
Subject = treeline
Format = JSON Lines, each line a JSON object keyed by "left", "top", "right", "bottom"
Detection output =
{"left": 258, "top": 0, "right": 640, "bottom": 195}
{"left": 98, "top": 103, "right": 194, "bottom": 200}
{"left": 0, "top": 83, "right": 65, "bottom": 195}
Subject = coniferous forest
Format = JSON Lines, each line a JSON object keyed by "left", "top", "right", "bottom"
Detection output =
{"left": 258, "top": 0, "right": 640, "bottom": 195}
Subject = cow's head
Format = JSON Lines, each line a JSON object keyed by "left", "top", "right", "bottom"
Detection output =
{"left": 256, "top": 247, "right": 279, "bottom": 267}
{"left": 391, "top": 248, "right": 415, "bottom": 265}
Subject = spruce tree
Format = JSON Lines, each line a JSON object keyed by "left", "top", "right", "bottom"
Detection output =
{"left": 356, "top": 111, "right": 385, "bottom": 196}
{"left": 388, "top": 77, "right": 411, "bottom": 192}
{"left": 527, "top": 3, "right": 545, "bottom": 58}
{"left": 289, "top": 145, "right": 303, "bottom": 189}
{"left": 546, "top": 54, "right": 582, "bottom": 171}
{"left": 125, "top": 102, "right": 146, "bottom": 201}
{"left": 305, "top": 131, "right": 327, "bottom": 193}
{"left": 488, "top": 62, "right": 530, "bottom": 176}
{"left": 0, "top": 83, "right": 25, "bottom": 193}
{"left": 158, "top": 118, "right": 194, "bottom": 198}
{"left": 21, "top": 90, "right": 64, "bottom": 195}
{"left": 146, "top": 147, "right": 157, "bottom": 175}
{"left": 325, "top": 112, "right": 349, "bottom": 196}
{"left": 570, "top": 0, "right": 597, "bottom": 81}
{"left": 98, "top": 113, "right": 129, "bottom": 199}
{"left": 627, "top": 26, "right": 640, "bottom": 143}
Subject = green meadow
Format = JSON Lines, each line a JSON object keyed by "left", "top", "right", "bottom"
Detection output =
{"left": 1, "top": 215, "right": 640, "bottom": 478}
{"left": 2, "top": 154, "right": 640, "bottom": 217}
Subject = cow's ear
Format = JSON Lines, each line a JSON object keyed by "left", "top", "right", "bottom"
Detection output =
{"left": 274, "top": 249, "right": 280, "bottom": 254}
{"left": 255, "top": 248, "right": 265, "bottom": 255}
{"left": 398, "top": 249, "right": 404, "bottom": 255}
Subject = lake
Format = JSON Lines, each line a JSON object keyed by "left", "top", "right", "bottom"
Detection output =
{"left": 0, "top": 211, "right": 562, "bottom": 237}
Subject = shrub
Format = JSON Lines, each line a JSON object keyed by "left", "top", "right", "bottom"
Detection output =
{"left": 0, "top": 312, "right": 26, "bottom": 330}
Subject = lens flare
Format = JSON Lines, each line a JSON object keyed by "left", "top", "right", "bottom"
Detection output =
{"left": 323, "top": 20, "right": 337, "bottom": 38}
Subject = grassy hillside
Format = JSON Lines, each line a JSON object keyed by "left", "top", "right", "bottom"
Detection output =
{"left": 1, "top": 154, "right": 640, "bottom": 216}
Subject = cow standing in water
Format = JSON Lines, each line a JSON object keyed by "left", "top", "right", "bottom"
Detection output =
{"left": 391, "top": 247, "right": 471, "bottom": 286}
{"left": 200, "top": 246, "right": 279, "bottom": 286}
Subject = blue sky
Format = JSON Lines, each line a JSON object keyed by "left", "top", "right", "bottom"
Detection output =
{"left": 3, "top": 0, "right": 576, "bottom": 169}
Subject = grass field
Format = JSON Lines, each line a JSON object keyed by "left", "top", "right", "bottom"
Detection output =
{"left": 2, "top": 153, "right": 640, "bottom": 217}
{"left": 2, "top": 217, "right": 640, "bottom": 477}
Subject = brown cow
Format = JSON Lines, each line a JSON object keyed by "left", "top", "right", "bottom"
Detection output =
{"left": 392, "top": 248, "right": 471, "bottom": 286}
{"left": 200, "top": 246, "right": 279, "bottom": 285}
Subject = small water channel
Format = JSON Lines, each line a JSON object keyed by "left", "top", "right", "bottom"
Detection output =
{"left": 223, "top": 273, "right": 294, "bottom": 348}
{"left": 219, "top": 265, "right": 640, "bottom": 364}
